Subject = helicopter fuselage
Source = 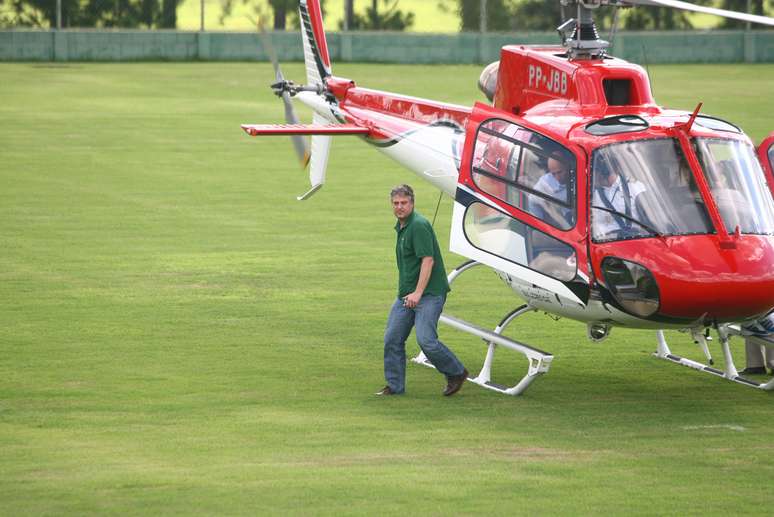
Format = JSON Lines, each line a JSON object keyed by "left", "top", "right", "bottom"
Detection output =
{"left": 294, "top": 45, "right": 774, "bottom": 330}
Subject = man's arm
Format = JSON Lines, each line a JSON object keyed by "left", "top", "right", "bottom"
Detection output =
{"left": 403, "top": 256, "right": 434, "bottom": 309}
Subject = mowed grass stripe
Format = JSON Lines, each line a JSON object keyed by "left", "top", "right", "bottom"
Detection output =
{"left": 1, "top": 62, "right": 774, "bottom": 514}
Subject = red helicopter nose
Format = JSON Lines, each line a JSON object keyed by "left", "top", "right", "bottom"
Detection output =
{"left": 596, "top": 235, "right": 774, "bottom": 323}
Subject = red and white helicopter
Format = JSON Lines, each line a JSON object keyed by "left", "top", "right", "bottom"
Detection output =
{"left": 244, "top": 0, "right": 774, "bottom": 395}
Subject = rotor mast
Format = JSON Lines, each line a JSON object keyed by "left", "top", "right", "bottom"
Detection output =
{"left": 558, "top": 0, "right": 613, "bottom": 60}
{"left": 557, "top": 0, "right": 774, "bottom": 61}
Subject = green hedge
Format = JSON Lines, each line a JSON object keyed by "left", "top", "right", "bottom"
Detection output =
{"left": 2, "top": 29, "right": 774, "bottom": 63}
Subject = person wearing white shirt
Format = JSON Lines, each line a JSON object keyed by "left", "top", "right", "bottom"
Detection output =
{"left": 592, "top": 163, "right": 647, "bottom": 240}
{"left": 532, "top": 155, "right": 572, "bottom": 229}
{"left": 529, "top": 155, "right": 576, "bottom": 279}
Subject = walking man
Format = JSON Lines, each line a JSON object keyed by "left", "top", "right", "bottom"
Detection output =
{"left": 377, "top": 184, "right": 468, "bottom": 396}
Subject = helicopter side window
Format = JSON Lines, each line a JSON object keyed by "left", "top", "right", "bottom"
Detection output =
{"left": 471, "top": 119, "right": 576, "bottom": 231}
{"left": 591, "top": 138, "right": 713, "bottom": 242}
{"left": 694, "top": 138, "right": 774, "bottom": 235}
{"left": 463, "top": 202, "right": 576, "bottom": 282}
{"left": 768, "top": 145, "right": 774, "bottom": 175}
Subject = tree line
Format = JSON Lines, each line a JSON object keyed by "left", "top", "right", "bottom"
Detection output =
{"left": 0, "top": 0, "right": 768, "bottom": 30}
{"left": 451, "top": 0, "right": 770, "bottom": 31}
{"left": 1, "top": 0, "right": 181, "bottom": 28}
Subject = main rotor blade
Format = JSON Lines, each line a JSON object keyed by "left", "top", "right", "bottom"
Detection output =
{"left": 630, "top": 0, "right": 774, "bottom": 27}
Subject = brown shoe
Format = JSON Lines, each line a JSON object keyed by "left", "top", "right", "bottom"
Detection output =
{"left": 443, "top": 368, "right": 469, "bottom": 396}
{"left": 375, "top": 386, "right": 396, "bottom": 396}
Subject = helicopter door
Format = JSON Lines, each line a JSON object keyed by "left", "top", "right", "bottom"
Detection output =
{"left": 759, "top": 132, "right": 774, "bottom": 197}
{"left": 450, "top": 103, "right": 590, "bottom": 305}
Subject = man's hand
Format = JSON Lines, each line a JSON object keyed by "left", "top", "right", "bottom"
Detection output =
{"left": 403, "top": 256, "right": 434, "bottom": 309}
{"left": 403, "top": 291, "right": 422, "bottom": 309}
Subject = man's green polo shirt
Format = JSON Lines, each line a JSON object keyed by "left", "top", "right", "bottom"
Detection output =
{"left": 395, "top": 211, "right": 450, "bottom": 298}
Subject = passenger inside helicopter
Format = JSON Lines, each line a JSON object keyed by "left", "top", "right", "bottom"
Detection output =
{"left": 466, "top": 119, "right": 577, "bottom": 281}
{"left": 706, "top": 160, "right": 752, "bottom": 233}
{"left": 471, "top": 119, "right": 576, "bottom": 232}
{"left": 531, "top": 152, "right": 573, "bottom": 229}
{"left": 529, "top": 152, "right": 577, "bottom": 279}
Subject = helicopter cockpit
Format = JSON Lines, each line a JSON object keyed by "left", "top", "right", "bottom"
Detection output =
{"left": 591, "top": 138, "right": 709, "bottom": 242}
{"left": 590, "top": 136, "right": 774, "bottom": 243}
{"left": 695, "top": 138, "right": 774, "bottom": 235}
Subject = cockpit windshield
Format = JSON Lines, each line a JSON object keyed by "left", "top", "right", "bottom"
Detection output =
{"left": 693, "top": 138, "right": 774, "bottom": 235}
{"left": 591, "top": 138, "right": 712, "bottom": 242}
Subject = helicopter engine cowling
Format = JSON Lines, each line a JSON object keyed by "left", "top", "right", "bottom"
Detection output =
{"left": 478, "top": 61, "right": 499, "bottom": 103}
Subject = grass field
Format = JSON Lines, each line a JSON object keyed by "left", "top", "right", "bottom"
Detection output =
{"left": 2, "top": 61, "right": 774, "bottom": 514}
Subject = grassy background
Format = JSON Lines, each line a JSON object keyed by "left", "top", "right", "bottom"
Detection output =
{"left": 2, "top": 62, "right": 774, "bottom": 514}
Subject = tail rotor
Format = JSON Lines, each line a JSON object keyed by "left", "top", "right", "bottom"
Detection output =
{"left": 258, "top": 21, "right": 311, "bottom": 168}
{"left": 244, "top": 0, "right": 344, "bottom": 201}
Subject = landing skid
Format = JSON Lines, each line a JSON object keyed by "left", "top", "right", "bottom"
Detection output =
{"left": 654, "top": 328, "right": 774, "bottom": 391}
{"left": 411, "top": 260, "right": 553, "bottom": 396}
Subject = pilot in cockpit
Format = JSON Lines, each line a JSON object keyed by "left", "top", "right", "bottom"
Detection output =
{"left": 591, "top": 157, "right": 648, "bottom": 240}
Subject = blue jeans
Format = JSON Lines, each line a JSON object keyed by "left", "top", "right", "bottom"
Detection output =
{"left": 383, "top": 294, "right": 465, "bottom": 394}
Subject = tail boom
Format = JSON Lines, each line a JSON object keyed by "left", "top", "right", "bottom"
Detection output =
{"left": 299, "top": 0, "right": 331, "bottom": 85}
{"left": 241, "top": 124, "right": 369, "bottom": 136}
{"left": 248, "top": 0, "right": 474, "bottom": 199}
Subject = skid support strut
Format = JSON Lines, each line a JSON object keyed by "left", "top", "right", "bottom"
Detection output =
{"left": 410, "top": 260, "right": 553, "bottom": 396}
{"left": 654, "top": 328, "right": 774, "bottom": 391}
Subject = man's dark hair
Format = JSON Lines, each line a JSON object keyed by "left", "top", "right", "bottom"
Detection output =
{"left": 390, "top": 184, "right": 414, "bottom": 202}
